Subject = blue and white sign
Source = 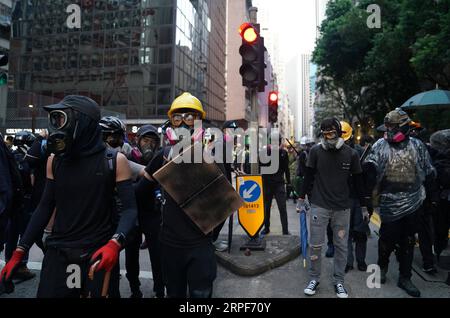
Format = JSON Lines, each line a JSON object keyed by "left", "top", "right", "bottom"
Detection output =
{"left": 238, "top": 180, "right": 261, "bottom": 203}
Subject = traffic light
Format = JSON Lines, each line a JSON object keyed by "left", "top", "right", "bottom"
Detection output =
{"left": 0, "top": 72, "right": 6, "bottom": 86}
{"left": 0, "top": 53, "right": 7, "bottom": 67}
{"left": 268, "top": 91, "right": 278, "bottom": 123}
{"left": 238, "top": 23, "right": 266, "bottom": 92}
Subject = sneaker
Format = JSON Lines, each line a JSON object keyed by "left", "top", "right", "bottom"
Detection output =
{"left": 357, "top": 262, "right": 368, "bottom": 271}
{"left": 345, "top": 264, "right": 354, "bottom": 273}
{"left": 422, "top": 265, "right": 438, "bottom": 275}
{"left": 261, "top": 228, "right": 270, "bottom": 235}
{"left": 12, "top": 265, "right": 36, "bottom": 282}
{"left": 282, "top": 231, "right": 291, "bottom": 236}
{"left": 397, "top": 277, "right": 421, "bottom": 298}
{"left": 140, "top": 240, "right": 148, "bottom": 250}
{"left": 214, "top": 240, "right": 228, "bottom": 252}
{"left": 325, "top": 244, "right": 335, "bottom": 258}
{"left": 304, "top": 280, "right": 319, "bottom": 296}
{"left": 334, "top": 283, "right": 349, "bottom": 298}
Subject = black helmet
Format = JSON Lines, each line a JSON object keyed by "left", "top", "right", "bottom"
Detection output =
{"left": 137, "top": 125, "right": 159, "bottom": 138}
{"left": 13, "top": 131, "right": 36, "bottom": 147}
{"left": 99, "top": 116, "right": 126, "bottom": 135}
{"left": 222, "top": 120, "right": 238, "bottom": 130}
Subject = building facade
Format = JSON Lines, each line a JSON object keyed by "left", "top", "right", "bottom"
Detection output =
{"left": 0, "top": 0, "right": 13, "bottom": 128}
{"left": 3, "top": 0, "right": 226, "bottom": 133}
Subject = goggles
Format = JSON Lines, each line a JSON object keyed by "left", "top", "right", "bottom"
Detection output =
{"left": 170, "top": 112, "right": 201, "bottom": 127}
{"left": 49, "top": 110, "right": 69, "bottom": 130}
{"left": 322, "top": 130, "right": 338, "bottom": 139}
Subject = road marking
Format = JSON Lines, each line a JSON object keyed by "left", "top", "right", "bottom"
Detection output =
{"left": 0, "top": 260, "right": 153, "bottom": 279}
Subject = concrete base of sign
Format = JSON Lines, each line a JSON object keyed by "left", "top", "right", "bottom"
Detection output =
{"left": 239, "top": 236, "right": 266, "bottom": 251}
{"left": 216, "top": 234, "right": 300, "bottom": 276}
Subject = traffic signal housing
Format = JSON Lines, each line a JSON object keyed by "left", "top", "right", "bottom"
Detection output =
{"left": 0, "top": 53, "right": 8, "bottom": 67}
{"left": 0, "top": 53, "right": 8, "bottom": 87}
{"left": 238, "top": 23, "right": 266, "bottom": 92}
{"left": 268, "top": 91, "right": 278, "bottom": 124}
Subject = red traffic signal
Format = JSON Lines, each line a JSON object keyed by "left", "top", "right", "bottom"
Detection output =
{"left": 239, "top": 23, "right": 259, "bottom": 44}
{"left": 269, "top": 91, "right": 278, "bottom": 105}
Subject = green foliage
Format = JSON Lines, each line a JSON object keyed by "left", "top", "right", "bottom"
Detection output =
{"left": 313, "top": 0, "right": 450, "bottom": 130}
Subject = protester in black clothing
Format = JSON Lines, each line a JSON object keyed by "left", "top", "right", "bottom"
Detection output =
{"left": 0, "top": 134, "right": 14, "bottom": 258}
{"left": 135, "top": 92, "right": 219, "bottom": 298}
{"left": 4, "top": 131, "right": 36, "bottom": 281}
{"left": 429, "top": 130, "right": 450, "bottom": 261}
{"left": 260, "top": 138, "right": 291, "bottom": 235}
{"left": 125, "top": 124, "right": 165, "bottom": 298}
{"left": 0, "top": 95, "right": 137, "bottom": 298}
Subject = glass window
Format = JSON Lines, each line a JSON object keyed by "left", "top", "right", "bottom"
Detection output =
{"left": 158, "top": 66, "right": 172, "bottom": 85}
{"left": 157, "top": 87, "right": 171, "bottom": 105}
{"left": 158, "top": 47, "right": 172, "bottom": 64}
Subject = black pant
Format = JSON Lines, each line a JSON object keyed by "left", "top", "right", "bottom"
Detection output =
{"left": 161, "top": 242, "right": 217, "bottom": 298}
{"left": 37, "top": 246, "right": 120, "bottom": 298}
{"left": 263, "top": 183, "right": 288, "bottom": 234}
{"left": 347, "top": 231, "right": 367, "bottom": 265}
{"left": 378, "top": 210, "right": 420, "bottom": 279}
{"left": 433, "top": 198, "right": 450, "bottom": 257}
{"left": 125, "top": 212, "right": 165, "bottom": 297}
{"left": 417, "top": 204, "right": 435, "bottom": 268}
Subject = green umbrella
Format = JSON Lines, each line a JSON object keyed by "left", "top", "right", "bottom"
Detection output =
{"left": 401, "top": 89, "right": 450, "bottom": 110}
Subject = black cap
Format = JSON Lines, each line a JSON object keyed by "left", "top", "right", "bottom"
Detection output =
{"left": 44, "top": 95, "right": 101, "bottom": 122}
{"left": 137, "top": 124, "right": 159, "bottom": 138}
{"left": 222, "top": 120, "right": 238, "bottom": 130}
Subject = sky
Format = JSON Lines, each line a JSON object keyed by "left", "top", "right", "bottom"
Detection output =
{"left": 253, "top": 0, "right": 326, "bottom": 64}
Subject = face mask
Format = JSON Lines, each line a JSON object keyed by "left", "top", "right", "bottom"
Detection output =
{"left": 105, "top": 134, "right": 124, "bottom": 149}
{"left": 47, "top": 109, "right": 78, "bottom": 156}
{"left": 384, "top": 124, "right": 409, "bottom": 144}
{"left": 140, "top": 144, "right": 155, "bottom": 165}
{"left": 320, "top": 137, "right": 344, "bottom": 150}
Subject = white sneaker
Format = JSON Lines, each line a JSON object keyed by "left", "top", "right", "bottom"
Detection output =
{"left": 304, "top": 280, "right": 319, "bottom": 296}
{"left": 334, "top": 283, "right": 348, "bottom": 298}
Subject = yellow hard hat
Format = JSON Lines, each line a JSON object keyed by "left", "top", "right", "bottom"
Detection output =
{"left": 340, "top": 121, "right": 353, "bottom": 141}
{"left": 168, "top": 92, "right": 206, "bottom": 119}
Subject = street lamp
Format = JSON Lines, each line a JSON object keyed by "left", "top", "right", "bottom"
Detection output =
{"left": 29, "top": 104, "right": 36, "bottom": 134}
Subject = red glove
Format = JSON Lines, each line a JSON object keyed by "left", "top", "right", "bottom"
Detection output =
{"left": 0, "top": 249, "right": 25, "bottom": 282}
{"left": 90, "top": 240, "right": 121, "bottom": 273}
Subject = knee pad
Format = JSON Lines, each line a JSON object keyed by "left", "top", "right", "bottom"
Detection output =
{"left": 190, "top": 288, "right": 212, "bottom": 299}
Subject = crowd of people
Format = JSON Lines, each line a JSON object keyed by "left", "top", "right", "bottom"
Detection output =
{"left": 0, "top": 91, "right": 449, "bottom": 299}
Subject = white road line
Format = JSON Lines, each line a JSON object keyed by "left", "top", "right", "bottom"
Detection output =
{"left": 0, "top": 260, "right": 153, "bottom": 279}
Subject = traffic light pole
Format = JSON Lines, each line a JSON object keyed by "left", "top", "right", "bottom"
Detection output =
{"left": 250, "top": 87, "right": 259, "bottom": 175}
{"left": 249, "top": 7, "right": 259, "bottom": 176}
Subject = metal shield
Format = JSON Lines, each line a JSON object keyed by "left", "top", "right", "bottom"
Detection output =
{"left": 152, "top": 144, "right": 244, "bottom": 235}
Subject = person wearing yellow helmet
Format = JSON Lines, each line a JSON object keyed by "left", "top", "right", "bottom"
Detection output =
{"left": 134, "top": 92, "right": 231, "bottom": 298}
{"left": 164, "top": 92, "right": 206, "bottom": 145}
{"left": 340, "top": 121, "right": 353, "bottom": 142}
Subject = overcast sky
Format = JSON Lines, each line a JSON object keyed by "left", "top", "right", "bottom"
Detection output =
{"left": 253, "top": 0, "right": 323, "bottom": 63}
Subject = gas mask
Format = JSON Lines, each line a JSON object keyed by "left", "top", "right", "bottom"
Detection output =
{"left": 320, "top": 130, "right": 344, "bottom": 151}
{"left": 105, "top": 133, "right": 124, "bottom": 149}
{"left": 47, "top": 109, "right": 78, "bottom": 156}
{"left": 384, "top": 125, "right": 409, "bottom": 144}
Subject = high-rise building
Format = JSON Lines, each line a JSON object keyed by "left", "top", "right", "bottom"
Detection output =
{"left": 0, "top": 0, "right": 13, "bottom": 128}
{"left": 3, "top": 0, "right": 227, "bottom": 133}
{"left": 286, "top": 53, "right": 313, "bottom": 141}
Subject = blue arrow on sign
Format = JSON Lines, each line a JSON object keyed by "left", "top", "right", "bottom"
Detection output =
{"left": 239, "top": 180, "right": 261, "bottom": 203}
